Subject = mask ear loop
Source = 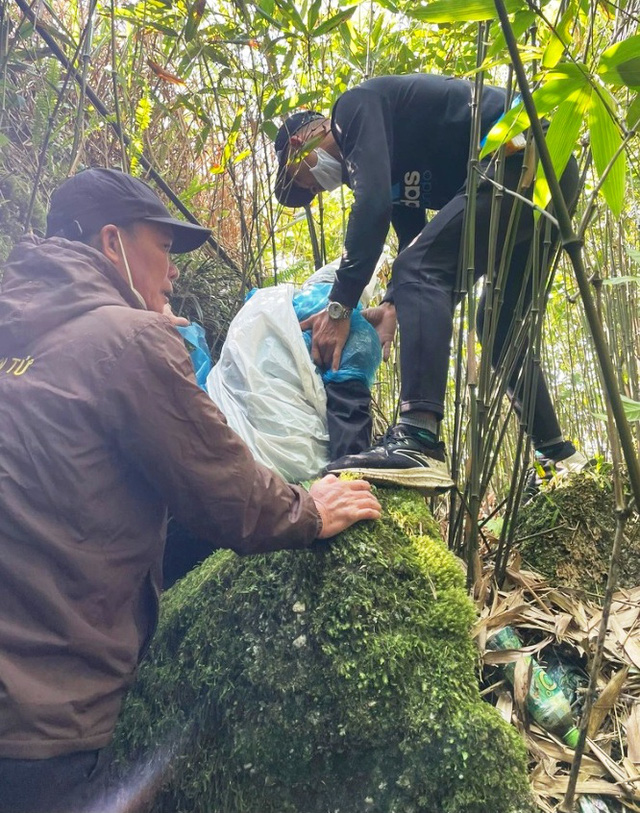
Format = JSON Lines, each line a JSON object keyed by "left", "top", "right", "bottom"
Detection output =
{"left": 116, "top": 229, "right": 147, "bottom": 309}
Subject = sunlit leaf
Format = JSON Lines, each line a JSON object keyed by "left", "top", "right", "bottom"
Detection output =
{"left": 601, "top": 275, "right": 640, "bottom": 285}
{"left": 621, "top": 396, "right": 640, "bottom": 421}
{"left": 480, "top": 64, "right": 590, "bottom": 159}
{"left": 588, "top": 88, "right": 625, "bottom": 217}
{"left": 541, "top": 1, "right": 575, "bottom": 68}
{"left": 273, "top": 0, "right": 308, "bottom": 34}
{"left": 263, "top": 91, "right": 322, "bottom": 121}
{"left": 184, "top": 0, "right": 206, "bottom": 42}
{"left": 534, "top": 86, "right": 591, "bottom": 210}
{"left": 307, "top": 0, "right": 322, "bottom": 31}
{"left": 407, "top": 0, "right": 527, "bottom": 23}
{"left": 313, "top": 6, "right": 358, "bottom": 37}
{"left": 254, "top": 4, "right": 285, "bottom": 30}
{"left": 598, "top": 34, "right": 640, "bottom": 89}
{"left": 627, "top": 94, "right": 640, "bottom": 129}
{"left": 483, "top": 10, "right": 535, "bottom": 64}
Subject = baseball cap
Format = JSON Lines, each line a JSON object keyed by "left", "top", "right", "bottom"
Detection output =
{"left": 274, "top": 111, "right": 325, "bottom": 208}
{"left": 46, "top": 167, "right": 211, "bottom": 253}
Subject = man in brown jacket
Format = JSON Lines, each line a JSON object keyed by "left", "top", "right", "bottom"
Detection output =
{"left": 0, "top": 167, "right": 381, "bottom": 812}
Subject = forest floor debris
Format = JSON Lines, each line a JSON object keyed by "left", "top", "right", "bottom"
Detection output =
{"left": 475, "top": 548, "right": 640, "bottom": 812}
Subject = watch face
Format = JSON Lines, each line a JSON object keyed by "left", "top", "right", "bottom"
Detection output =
{"left": 328, "top": 301, "right": 351, "bottom": 319}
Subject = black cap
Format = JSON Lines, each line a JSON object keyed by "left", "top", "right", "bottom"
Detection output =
{"left": 274, "top": 111, "right": 325, "bottom": 208}
{"left": 46, "top": 167, "right": 211, "bottom": 253}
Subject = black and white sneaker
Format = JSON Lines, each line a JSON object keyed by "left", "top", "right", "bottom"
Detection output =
{"left": 326, "top": 424, "right": 455, "bottom": 492}
{"left": 522, "top": 445, "right": 590, "bottom": 504}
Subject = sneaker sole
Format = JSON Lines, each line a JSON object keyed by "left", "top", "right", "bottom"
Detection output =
{"left": 327, "top": 465, "right": 454, "bottom": 493}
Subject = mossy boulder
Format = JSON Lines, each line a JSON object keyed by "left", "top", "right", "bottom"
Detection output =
{"left": 516, "top": 467, "right": 640, "bottom": 595}
{"left": 114, "top": 488, "right": 532, "bottom": 813}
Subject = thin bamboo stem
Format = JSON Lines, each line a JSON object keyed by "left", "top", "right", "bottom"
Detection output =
{"left": 493, "top": 0, "right": 640, "bottom": 510}
{"left": 13, "top": 0, "right": 238, "bottom": 273}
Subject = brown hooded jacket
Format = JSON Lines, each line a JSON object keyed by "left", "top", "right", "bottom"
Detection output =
{"left": 0, "top": 236, "right": 320, "bottom": 759}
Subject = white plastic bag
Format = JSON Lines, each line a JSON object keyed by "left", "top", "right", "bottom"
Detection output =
{"left": 206, "top": 284, "right": 329, "bottom": 482}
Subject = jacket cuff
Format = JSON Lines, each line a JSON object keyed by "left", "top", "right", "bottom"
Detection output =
{"left": 329, "top": 278, "right": 366, "bottom": 310}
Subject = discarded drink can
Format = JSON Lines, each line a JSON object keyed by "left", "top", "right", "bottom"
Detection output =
{"left": 578, "top": 795, "right": 612, "bottom": 813}
{"left": 486, "top": 626, "right": 580, "bottom": 748}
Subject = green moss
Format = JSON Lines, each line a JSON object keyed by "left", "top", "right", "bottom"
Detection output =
{"left": 517, "top": 467, "right": 640, "bottom": 595}
{"left": 115, "top": 488, "right": 532, "bottom": 813}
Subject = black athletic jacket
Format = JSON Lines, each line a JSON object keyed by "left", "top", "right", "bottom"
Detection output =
{"left": 329, "top": 74, "right": 508, "bottom": 308}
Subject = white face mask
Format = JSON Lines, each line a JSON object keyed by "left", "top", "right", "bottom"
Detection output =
{"left": 309, "top": 148, "right": 343, "bottom": 192}
{"left": 116, "top": 230, "right": 147, "bottom": 310}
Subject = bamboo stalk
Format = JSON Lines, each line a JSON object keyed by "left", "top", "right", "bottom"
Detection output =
{"left": 12, "top": 0, "right": 239, "bottom": 273}
{"left": 493, "top": 0, "right": 640, "bottom": 510}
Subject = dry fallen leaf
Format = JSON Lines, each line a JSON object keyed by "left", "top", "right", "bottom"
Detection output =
{"left": 627, "top": 704, "right": 640, "bottom": 763}
{"left": 589, "top": 666, "right": 630, "bottom": 737}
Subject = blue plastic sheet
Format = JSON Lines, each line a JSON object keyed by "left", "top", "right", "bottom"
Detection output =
{"left": 248, "top": 282, "right": 380, "bottom": 387}
{"left": 176, "top": 322, "right": 213, "bottom": 390}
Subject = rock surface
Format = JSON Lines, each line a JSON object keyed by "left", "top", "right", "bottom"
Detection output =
{"left": 517, "top": 467, "right": 640, "bottom": 594}
{"left": 115, "top": 487, "right": 532, "bottom": 813}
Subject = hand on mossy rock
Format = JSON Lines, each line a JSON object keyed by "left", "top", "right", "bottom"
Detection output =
{"left": 309, "top": 473, "right": 381, "bottom": 538}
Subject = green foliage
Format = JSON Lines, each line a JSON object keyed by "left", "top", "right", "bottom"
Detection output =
{"left": 0, "top": 171, "right": 45, "bottom": 263}
{"left": 115, "top": 488, "right": 532, "bottom": 813}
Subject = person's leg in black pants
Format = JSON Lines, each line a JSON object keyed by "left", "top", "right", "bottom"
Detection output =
{"left": 475, "top": 154, "right": 580, "bottom": 448}
{"left": 324, "top": 379, "right": 373, "bottom": 459}
{"left": 392, "top": 151, "right": 530, "bottom": 419}
{"left": 327, "top": 148, "right": 583, "bottom": 487}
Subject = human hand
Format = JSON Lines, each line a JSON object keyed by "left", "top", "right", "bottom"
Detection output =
{"left": 310, "top": 474, "right": 381, "bottom": 538}
{"left": 299, "top": 309, "right": 351, "bottom": 371}
{"left": 362, "top": 302, "right": 397, "bottom": 361}
{"left": 163, "top": 303, "right": 190, "bottom": 327}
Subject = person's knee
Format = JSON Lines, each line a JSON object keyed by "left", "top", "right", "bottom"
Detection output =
{"left": 392, "top": 249, "right": 453, "bottom": 298}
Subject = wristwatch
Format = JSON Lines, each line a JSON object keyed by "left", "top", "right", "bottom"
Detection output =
{"left": 327, "top": 301, "right": 353, "bottom": 320}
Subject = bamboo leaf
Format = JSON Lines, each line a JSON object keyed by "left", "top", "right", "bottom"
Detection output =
{"left": 588, "top": 88, "right": 625, "bottom": 217}
{"left": 627, "top": 704, "right": 640, "bottom": 762}
{"left": 254, "top": 4, "right": 285, "bottom": 30}
{"left": 621, "top": 396, "right": 640, "bottom": 421}
{"left": 308, "top": 0, "right": 323, "bottom": 30}
{"left": 184, "top": 0, "right": 206, "bottom": 42}
{"left": 601, "top": 275, "right": 640, "bottom": 285}
{"left": 541, "top": 1, "right": 575, "bottom": 69}
{"left": 273, "top": 0, "right": 308, "bottom": 34}
{"left": 588, "top": 666, "right": 629, "bottom": 737}
{"left": 480, "top": 64, "right": 590, "bottom": 159}
{"left": 627, "top": 93, "right": 640, "bottom": 129}
{"left": 263, "top": 91, "right": 321, "bottom": 120}
{"left": 598, "top": 34, "right": 640, "bottom": 89}
{"left": 313, "top": 6, "right": 358, "bottom": 37}
{"left": 483, "top": 10, "right": 535, "bottom": 64}
{"left": 407, "top": 0, "right": 528, "bottom": 23}
{"left": 534, "top": 86, "right": 591, "bottom": 210}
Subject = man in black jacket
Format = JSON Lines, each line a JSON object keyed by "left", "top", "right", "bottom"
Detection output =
{"left": 274, "top": 73, "right": 586, "bottom": 491}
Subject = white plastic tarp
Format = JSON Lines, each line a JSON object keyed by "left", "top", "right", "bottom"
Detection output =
{"left": 206, "top": 284, "right": 329, "bottom": 482}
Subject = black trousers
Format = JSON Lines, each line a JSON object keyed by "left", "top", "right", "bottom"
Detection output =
{"left": 324, "top": 378, "right": 372, "bottom": 460}
{"left": 391, "top": 150, "right": 579, "bottom": 447}
{"left": 0, "top": 747, "right": 114, "bottom": 813}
